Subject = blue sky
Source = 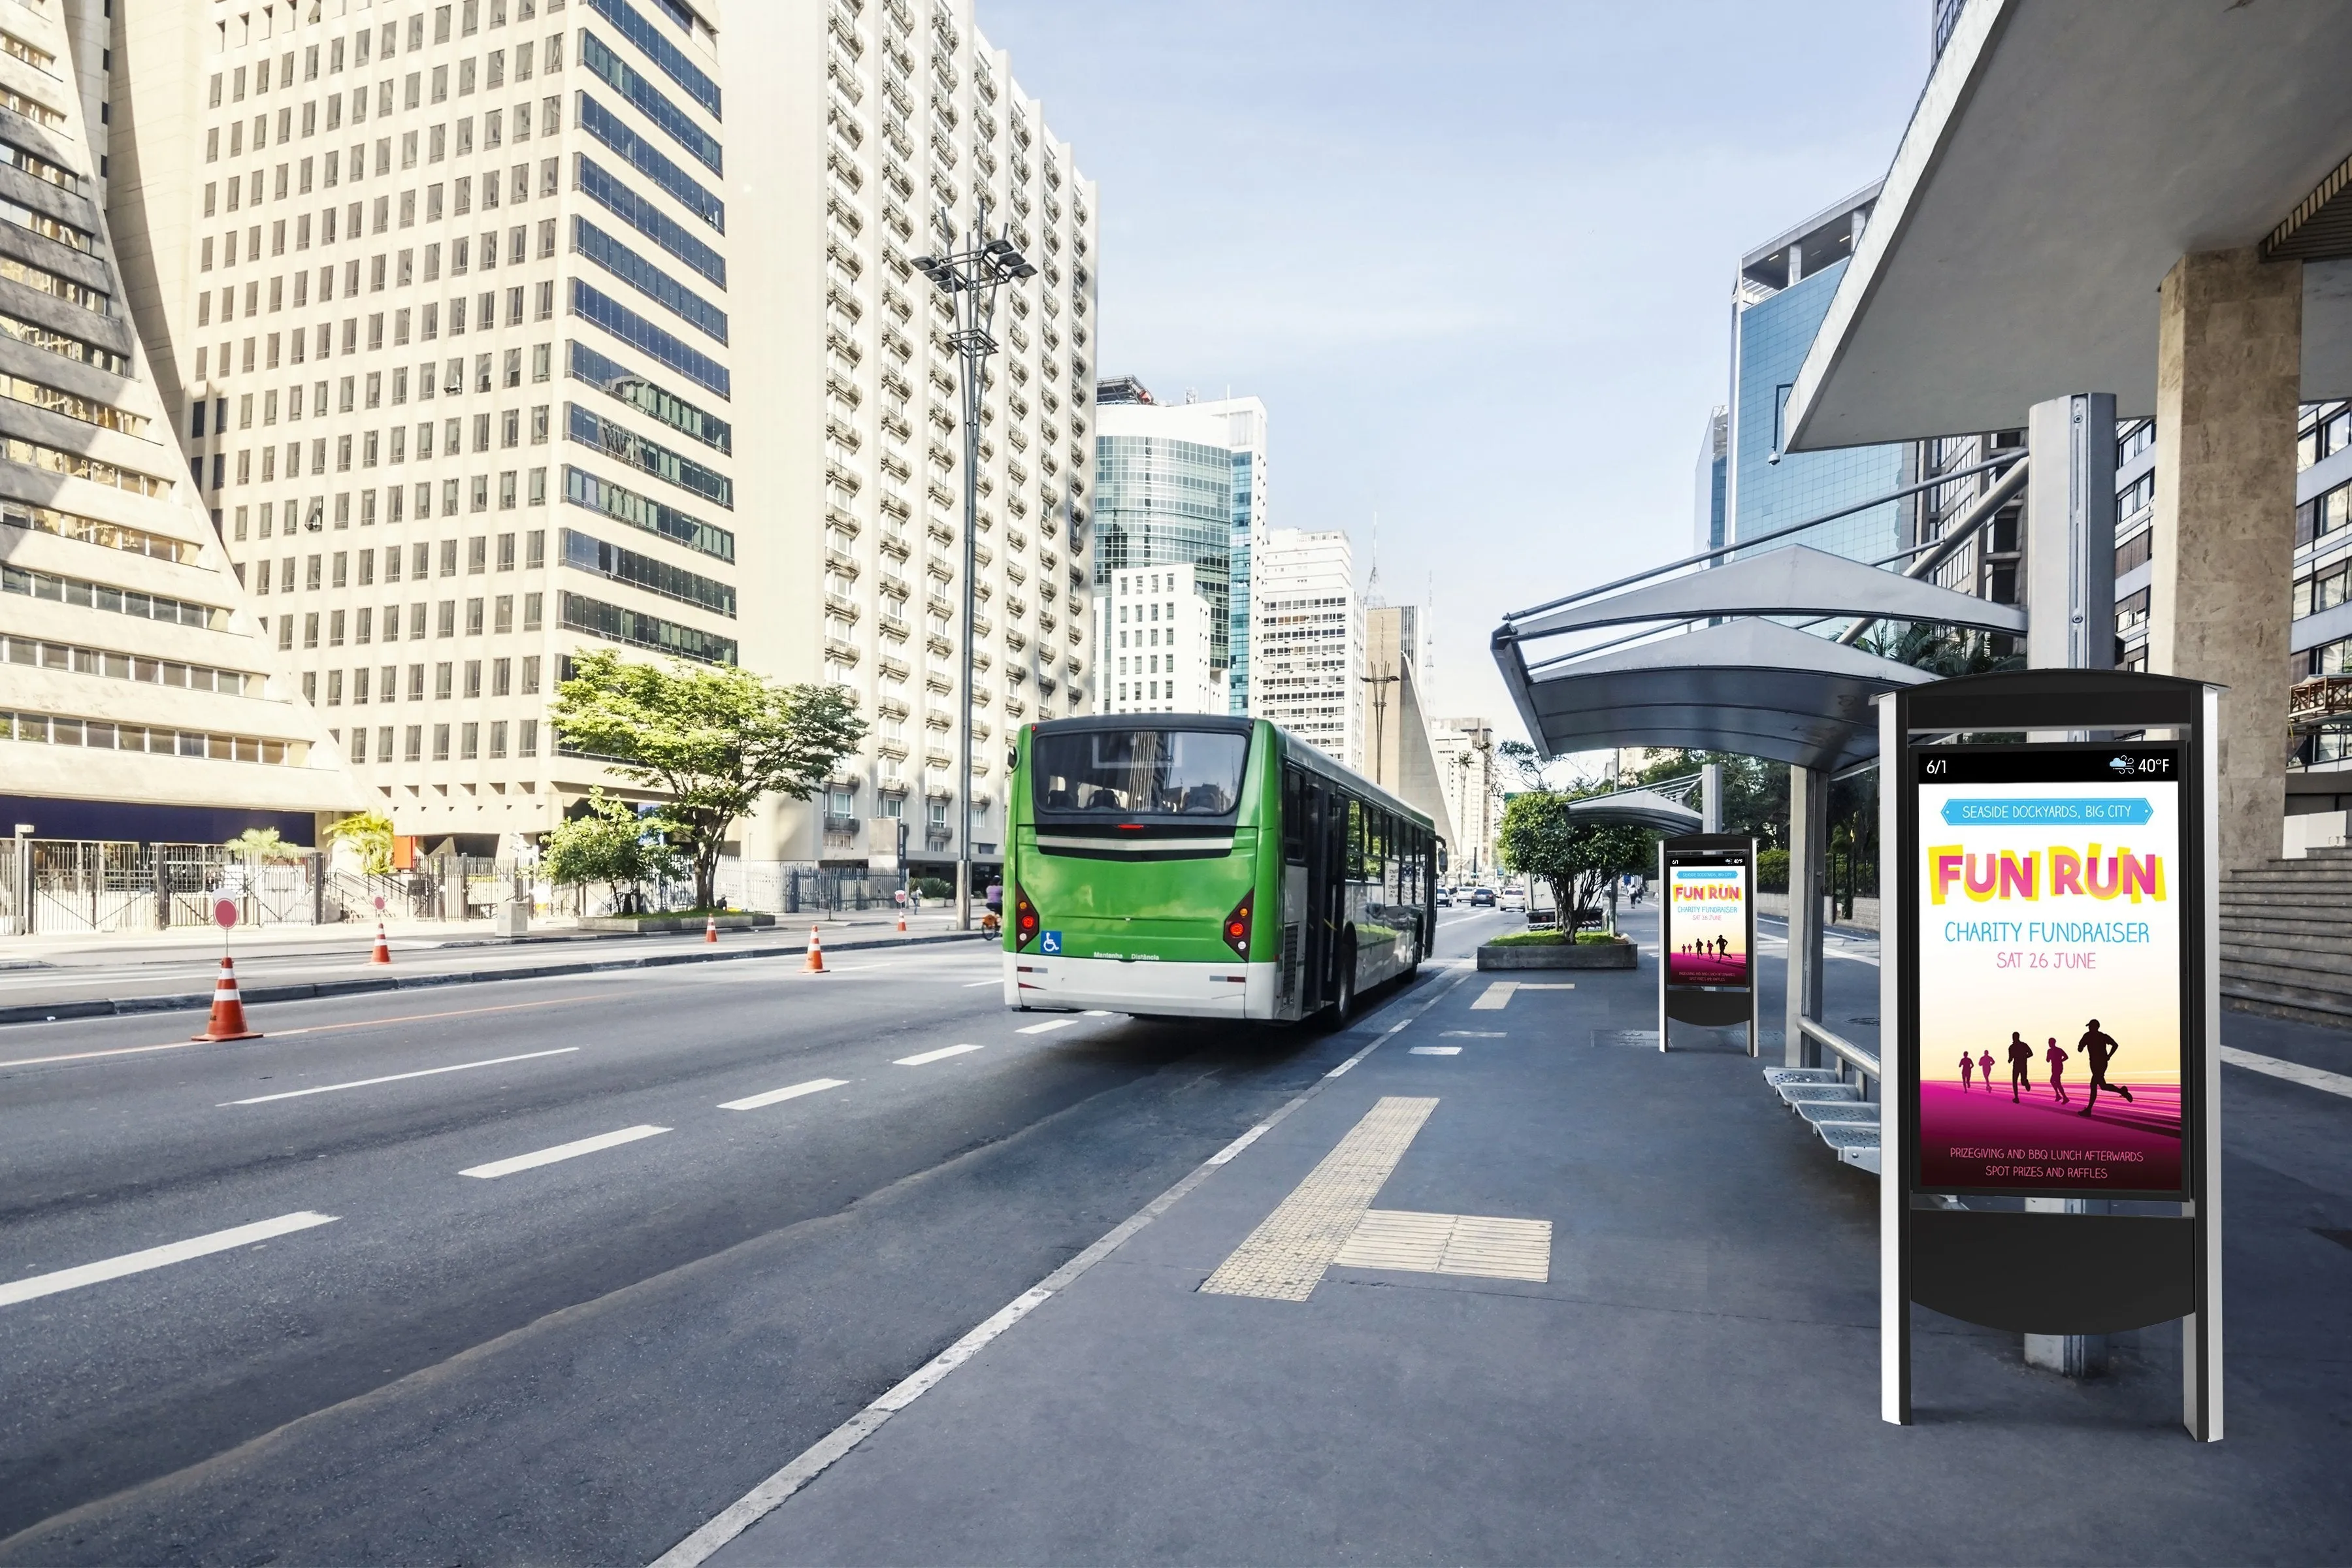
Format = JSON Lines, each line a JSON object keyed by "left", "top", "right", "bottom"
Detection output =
{"left": 979, "top": 0, "right": 1930, "bottom": 737}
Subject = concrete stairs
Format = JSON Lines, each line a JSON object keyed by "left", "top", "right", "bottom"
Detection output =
{"left": 2221, "top": 846, "right": 2352, "bottom": 1026}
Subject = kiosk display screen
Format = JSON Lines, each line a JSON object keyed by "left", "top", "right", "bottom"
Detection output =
{"left": 1913, "top": 743, "right": 2186, "bottom": 1196}
{"left": 1667, "top": 863, "right": 1749, "bottom": 989}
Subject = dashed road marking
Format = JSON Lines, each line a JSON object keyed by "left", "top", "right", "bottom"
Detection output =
{"left": 1, "top": 1211, "right": 339, "bottom": 1309}
{"left": 719, "top": 1077, "right": 850, "bottom": 1111}
{"left": 221, "top": 1047, "right": 579, "bottom": 1105}
{"left": 459, "top": 1124, "right": 668, "bottom": 1179}
{"left": 1441, "top": 1030, "right": 1506, "bottom": 1038}
{"left": 1469, "top": 981, "right": 1575, "bottom": 1010}
{"left": 1409, "top": 1045, "right": 1462, "bottom": 1056}
{"left": 1199, "top": 1096, "right": 1437, "bottom": 1301}
{"left": 1017, "top": 1018, "right": 1079, "bottom": 1035}
{"left": 895, "top": 1043, "right": 983, "bottom": 1066}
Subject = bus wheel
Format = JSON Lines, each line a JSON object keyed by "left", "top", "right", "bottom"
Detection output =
{"left": 1327, "top": 941, "right": 1357, "bottom": 1029}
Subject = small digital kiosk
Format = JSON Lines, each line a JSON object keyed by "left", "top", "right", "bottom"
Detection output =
{"left": 1881, "top": 670, "right": 2221, "bottom": 1440}
{"left": 1657, "top": 834, "right": 1757, "bottom": 1055}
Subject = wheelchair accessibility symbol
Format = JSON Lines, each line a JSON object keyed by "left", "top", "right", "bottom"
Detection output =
{"left": 1040, "top": 930, "right": 1063, "bottom": 956}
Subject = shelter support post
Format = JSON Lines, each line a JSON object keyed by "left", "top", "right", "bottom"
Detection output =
{"left": 1701, "top": 762, "right": 1723, "bottom": 834}
{"left": 1784, "top": 765, "right": 1827, "bottom": 1069}
{"left": 2149, "top": 248, "right": 2302, "bottom": 872}
{"left": 2025, "top": 393, "right": 2117, "bottom": 673}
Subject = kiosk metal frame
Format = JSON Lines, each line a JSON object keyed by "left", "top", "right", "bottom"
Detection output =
{"left": 1879, "top": 670, "right": 2221, "bottom": 1440}
{"left": 1658, "top": 834, "right": 1759, "bottom": 1056}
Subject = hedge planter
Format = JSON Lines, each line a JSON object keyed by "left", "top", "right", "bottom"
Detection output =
{"left": 1477, "top": 939, "right": 1637, "bottom": 971}
{"left": 578, "top": 913, "right": 777, "bottom": 934}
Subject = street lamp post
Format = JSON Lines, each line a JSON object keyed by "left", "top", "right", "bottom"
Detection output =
{"left": 911, "top": 207, "right": 1036, "bottom": 932}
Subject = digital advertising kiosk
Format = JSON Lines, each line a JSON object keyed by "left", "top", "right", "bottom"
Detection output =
{"left": 1880, "top": 670, "right": 2221, "bottom": 1440}
{"left": 1658, "top": 834, "right": 1757, "bottom": 1055}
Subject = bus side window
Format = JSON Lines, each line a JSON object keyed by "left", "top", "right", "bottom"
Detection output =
{"left": 1347, "top": 798, "right": 1366, "bottom": 883}
{"left": 1282, "top": 766, "right": 1307, "bottom": 864}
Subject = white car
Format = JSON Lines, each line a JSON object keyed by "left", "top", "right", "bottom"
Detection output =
{"left": 1499, "top": 888, "right": 1527, "bottom": 912}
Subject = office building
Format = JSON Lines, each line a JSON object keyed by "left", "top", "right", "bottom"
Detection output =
{"left": 1092, "top": 388, "right": 1266, "bottom": 717}
{"left": 1429, "top": 715, "right": 1499, "bottom": 878}
{"left": 0, "top": 0, "right": 361, "bottom": 851}
{"left": 1252, "top": 525, "right": 1361, "bottom": 767}
{"left": 1720, "top": 183, "right": 1914, "bottom": 566}
{"left": 1102, "top": 561, "right": 1222, "bottom": 713}
{"left": 728, "top": 0, "right": 1098, "bottom": 877}
{"left": 1693, "top": 404, "right": 1725, "bottom": 556}
{"left": 111, "top": 0, "right": 740, "bottom": 857}
{"left": 1360, "top": 603, "right": 1454, "bottom": 844}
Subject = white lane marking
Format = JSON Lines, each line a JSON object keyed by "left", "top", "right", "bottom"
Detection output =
{"left": 895, "top": 1043, "right": 983, "bottom": 1066}
{"left": 1441, "top": 1030, "right": 1507, "bottom": 1038}
{"left": 961, "top": 979, "right": 1000, "bottom": 987}
{"left": 221, "top": 1047, "right": 580, "bottom": 1105}
{"left": 459, "top": 1124, "right": 668, "bottom": 1179}
{"left": 648, "top": 962, "right": 1480, "bottom": 1568}
{"left": 2221, "top": 1044, "right": 2352, "bottom": 1099}
{"left": 1017, "top": 1018, "right": 1079, "bottom": 1035}
{"left": 1409, "top": 1045, "right": 1462, "bottom": 1056}
{"left": 719, "top": 1077, "right": 850, "bottom": 1111}
{"left": 0, "top": 1211, "right": 338, "bottom": 1309}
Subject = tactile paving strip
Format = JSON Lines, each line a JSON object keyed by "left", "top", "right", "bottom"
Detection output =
{"left": 1336, "top": 1210, "right": 1553, "bottom": 1282}
{"left": 1198, "top": 1096, "right": 1437, "bottom": 1301}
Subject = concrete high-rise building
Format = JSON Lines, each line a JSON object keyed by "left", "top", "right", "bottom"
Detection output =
{"left": 1252, "top": 525, "right": 1360, "bottom": 766}
{"left": 1723, "top": 184, "right": 1914, "bottom": 566}
{"left": 1101, "top": 561, "right": 1221, "bottom": 714}
{"left": 100, "top": 0, "right": 1094, "bottom": 879}
{"left": 1092, "top": 387, "right": 1265, "bottom": 716}
{"left": 1429, "top": 715, "right": 1499, "bottom": 878}
{"left": 1360, "top": 603, "right": 1454, "bottom": 845}
{"left": 729, "top": 0, "right": 1098, "bottom": 879}
{"left": 1693, "top": 404, "right": 1726, "bottom": 556}
{"left": 0, "top": 0, "right": 362, "bottom": 853}
{"left": 112, "top": 0, "right": 742, "bottom": 857}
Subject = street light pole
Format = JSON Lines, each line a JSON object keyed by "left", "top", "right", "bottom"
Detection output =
{"left": 911, "top": 206, "right": 1037, "bottom": 932}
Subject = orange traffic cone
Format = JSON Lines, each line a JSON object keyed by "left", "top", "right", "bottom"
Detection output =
{"left": 804, "top": 923, "right": 826, "bottom": 973}
{"left": 896, "top": 909, "right": 907, "bottom": 934}
{"left": 192, "top": 956, "right": 262, "bottom": 1041}
{"left": 705, "top": 913, "right": 719, "bottom": 944}
{"left": 370, "top": 920, "right": 393, "bottom": 965}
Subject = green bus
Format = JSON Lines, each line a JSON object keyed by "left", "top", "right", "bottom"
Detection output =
{"left": 1004, "top": 715, "right": 1439, "bottom": 1024}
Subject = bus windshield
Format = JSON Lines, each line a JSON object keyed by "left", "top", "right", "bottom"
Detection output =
{"left": 1032, "top": 728, "right": 1249, "bottom": 817}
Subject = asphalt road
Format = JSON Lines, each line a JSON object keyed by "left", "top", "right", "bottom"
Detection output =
{"left": 0, "top": 907, "right": 1526, "bottom": 1564}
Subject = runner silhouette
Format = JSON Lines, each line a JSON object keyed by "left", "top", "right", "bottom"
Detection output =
{"left": 2077, "top": 1018, "right": 2134, "bottom": 1116}
{"left": 2006, "top": 1032, "right": 2033, "bottom": 1102}
{"left": 1959, "top": 1051, "right": 1975, "bottom": 1089}
{"left": 1978, "top": 1049, "right": 1997, "bottom": 1092}
{"left": 2045, "top": 1037, "right": 2070, "bottom": 1104}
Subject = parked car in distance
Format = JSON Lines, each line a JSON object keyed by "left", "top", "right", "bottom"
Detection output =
{"left": 1471, "top": 887, "right": 1497, "bottom": 907}
{"left": 1435, "top": 887, "right": 1456, "bottom": 907}
{"left": 1500, "top": 887, "right": 1527, "bottom": 911}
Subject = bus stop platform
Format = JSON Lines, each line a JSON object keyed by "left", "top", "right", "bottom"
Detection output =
{"left": 696, "top": 916, "right": 2352, "bottom": 1564}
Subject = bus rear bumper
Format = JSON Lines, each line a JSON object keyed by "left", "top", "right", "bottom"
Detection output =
{"left": 1005, "top": 953, "right": 1281, "bottom": 1019}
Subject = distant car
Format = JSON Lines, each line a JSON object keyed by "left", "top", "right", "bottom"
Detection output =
{"left": 1471, "top": 887, "right": 1497, "bottom": 907}
{"left": 1500, "top": 888, "right": 1527, "bottom": 912}
{"left": 1435, "top": 887, "right": 1456, "bottom": 907}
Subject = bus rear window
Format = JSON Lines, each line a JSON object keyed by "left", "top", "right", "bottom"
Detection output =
{"left": 1033, "top": 728, "right": 1249, "bottom": 816}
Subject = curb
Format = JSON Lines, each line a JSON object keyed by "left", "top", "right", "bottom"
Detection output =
{"left": 0, "top": 930, "right": 990, "bottom": 1026}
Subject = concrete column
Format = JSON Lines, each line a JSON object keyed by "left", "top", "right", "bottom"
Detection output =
{"left": 2025, "top": 393, "right": 2118, "bottom": 672}
{"left": 1784, "top": 765, "right": 1828, "bottom": 1068}
{"left": 2148, "top": 248, "right": 2302, "bottom": 871}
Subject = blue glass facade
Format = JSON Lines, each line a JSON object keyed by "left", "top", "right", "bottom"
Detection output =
{"left": 1729, "top": 259, "right": 1906, "bottom": 563}
{"left": 1093, "top": 434, "right": 1235, "bottom": 670}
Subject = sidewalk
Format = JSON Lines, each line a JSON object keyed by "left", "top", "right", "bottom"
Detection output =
{"left": 692, "top": 937, "right": 2351, "bottom": 1563}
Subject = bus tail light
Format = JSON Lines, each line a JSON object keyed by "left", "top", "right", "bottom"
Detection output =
{"left": 1222, "top": 890, "right": 1252, "bottom": 959}
{"left": 1015, "top": 885, "right": 1041, "bottom": 951}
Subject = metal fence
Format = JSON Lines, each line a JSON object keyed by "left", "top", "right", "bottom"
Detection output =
{"left": 0, "top": 840, "right": 329, "bottom": 935}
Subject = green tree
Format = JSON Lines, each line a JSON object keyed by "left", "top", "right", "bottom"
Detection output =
{"left": 1495, "top": 791, "right": 1656, "bottom": 930}
{"left": 549, "top": 650, "right": 867, "bottom": 908}
{"left": 1629, "top": 749, "right": 1791, "bottom": 849}
{"left": 543, "top": 789, "right": 681, "bottom": 904}
{"left": 321, "top": 808, "right": 397, "bottom": 875}
{"left": 225, "top": 827, "right": 302, "bottom": 863}
{"left": 1861, "top": 621, "right": 2021, "bottom": 678}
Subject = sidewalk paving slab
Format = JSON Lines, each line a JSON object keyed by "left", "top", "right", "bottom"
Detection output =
{"left": 704, "top": 942, "right": 2352, "bottom": 1566}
